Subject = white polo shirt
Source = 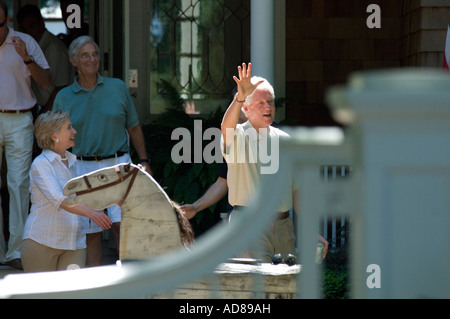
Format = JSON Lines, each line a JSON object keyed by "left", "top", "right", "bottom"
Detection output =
{"left": 0, "top": 28, "right": 49, "bottom": 110}
{"left": 221, "top": 121, "right": 298, "bottom": 212}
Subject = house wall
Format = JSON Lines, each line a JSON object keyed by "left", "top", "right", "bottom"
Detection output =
{"left": 401, "top": 0, "right": 450, "bottom": 67}
{"left": 285, "top": 0, "right": 450, "bottom": 126}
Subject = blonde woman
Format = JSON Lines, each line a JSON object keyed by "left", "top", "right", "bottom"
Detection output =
{"left": 21, "top": 111, "right": 112, "bottom": 273}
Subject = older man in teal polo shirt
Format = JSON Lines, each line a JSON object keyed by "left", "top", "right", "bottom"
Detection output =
{"left": 53, "top": 35, "right": 152, "bottom": 267}
{"left": 54, "top": 73, "right": 141, "bottom": 159}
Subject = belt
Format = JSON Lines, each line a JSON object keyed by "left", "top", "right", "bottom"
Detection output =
{"left": 233, "top": 206, "right": 290, "bottom": 220}
{"left": 77, "top": 151, "right": 127, "bottom": 161}
{"left": 0, "top": 107, "right": 34, "bottom": 114}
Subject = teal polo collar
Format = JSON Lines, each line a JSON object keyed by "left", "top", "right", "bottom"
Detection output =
{"left": 72, "top": 73, "right": 105, "bottom": 93}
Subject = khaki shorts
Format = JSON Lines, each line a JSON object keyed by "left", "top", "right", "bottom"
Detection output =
{"left": 76, "top": 153, "right": 132, "bottom": 234}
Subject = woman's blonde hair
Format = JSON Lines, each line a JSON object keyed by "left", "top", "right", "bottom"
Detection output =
{"left": 34, "top": 111, "right": 71, "bottom": 150}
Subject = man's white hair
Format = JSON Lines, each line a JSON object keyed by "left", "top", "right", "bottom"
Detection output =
{"left": 244, "top": 76, "right": 275, "bottom": 105}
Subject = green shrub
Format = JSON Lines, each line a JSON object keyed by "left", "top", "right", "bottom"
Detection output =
{"left": 322, "top": 267, "right": 350, "bottom": 299}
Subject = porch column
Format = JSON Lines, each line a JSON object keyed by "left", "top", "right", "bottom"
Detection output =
{"left": 251, "top": 0, "right": 275, "bottom": 84}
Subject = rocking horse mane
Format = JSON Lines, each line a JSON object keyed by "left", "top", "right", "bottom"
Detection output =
{"left": 172, "top": 201, "right": 195, "bottom": 245}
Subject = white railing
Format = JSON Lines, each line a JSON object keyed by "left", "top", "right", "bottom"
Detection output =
{"left": 327, "top": 68, "right": 450, "bottom": 298}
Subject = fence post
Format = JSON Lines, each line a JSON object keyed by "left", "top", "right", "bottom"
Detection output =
{"left": 327, "top": 68, "right": 450, "bottom": 298}
{"left": 280, "top": 128, "right": 353, "bottom": 298}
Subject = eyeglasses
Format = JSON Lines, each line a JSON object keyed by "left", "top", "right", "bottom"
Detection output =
{"left": 79, "top": 52, "right": 99, "bottom": 61}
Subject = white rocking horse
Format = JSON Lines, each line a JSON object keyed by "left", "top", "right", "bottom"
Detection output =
{"left": 63, "top": 163, "right": 193, "bottom": 261}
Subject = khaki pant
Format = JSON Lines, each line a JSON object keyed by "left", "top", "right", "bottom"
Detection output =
{"left": 21, "top": 239, "right": 86, "bottom": 273}
{"left": 229, "top": 210, "right": 296, "bottom": 262}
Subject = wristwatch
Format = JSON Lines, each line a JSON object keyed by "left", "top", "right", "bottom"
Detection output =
{"left": 140, "top": 159, "right": 150, "bottom": 164}
{"left": 24, "top": 56, "right": 34, "bottom": 65}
